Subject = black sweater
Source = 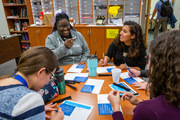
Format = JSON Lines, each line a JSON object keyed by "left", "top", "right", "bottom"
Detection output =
{"left": 106, "top": 42, "right": 147, "bottom": 70}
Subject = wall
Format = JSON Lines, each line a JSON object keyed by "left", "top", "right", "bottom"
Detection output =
{"left": 0, "top": 0, "right": 9, "bottom": 34}
{"left": 173, "top": 0, "right": 180, "bottom": 29}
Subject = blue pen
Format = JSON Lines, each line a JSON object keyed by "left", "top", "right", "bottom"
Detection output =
{"left": 103, "top": 53, "right": 104, "bottom": 61}
{"left": 125, "top": 63, "right": 134, "bottom": 76}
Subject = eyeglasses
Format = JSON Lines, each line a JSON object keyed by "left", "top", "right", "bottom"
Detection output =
{"left": 49, "top": 72, "right": 56, "bottom": 82}
{"left": 145, "top": 55, "right": 150, "bottom": 64}
{"left": 59, "top": 24, "right": 70, "bottom": 29}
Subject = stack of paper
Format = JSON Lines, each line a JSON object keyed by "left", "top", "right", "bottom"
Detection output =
{"left": 59, "top": 100, "right": 93, "bottom": 120}
{"left": 64, "top": 73, "right": 89, "bottom": 82}
{"left": 81, "top": 79, "right": 104, "bottom": 94}
{"left": 67, "top": 64, "right": 86, "bottom": 73}
{"left": 120, "top": 72, "right": 143, "bottom": 85}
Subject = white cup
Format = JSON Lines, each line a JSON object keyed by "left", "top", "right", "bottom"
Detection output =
{"left": 112, "top": 68, "right": 121, "bottom": 83}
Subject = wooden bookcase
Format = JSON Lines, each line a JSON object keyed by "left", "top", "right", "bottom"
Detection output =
{"left": 2, "top": 0, "right": 33, "bottom": 51}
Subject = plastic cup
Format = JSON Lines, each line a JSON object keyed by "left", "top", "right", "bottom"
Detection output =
{"left": 112, "top": 68, "right": 121, "bottom": 83}
{"left": 87, "top": 55, "right": 98, "bottom": 77}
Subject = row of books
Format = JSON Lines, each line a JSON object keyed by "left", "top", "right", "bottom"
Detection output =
{"left": 22, "top": 33, "right": 29, "bottom": 40}
{"left": 8, "top": 0, "right": 25, "bottom": 4}
{"left": 11, "top": 8, "right": 28, "bottom": 18}
{"left": 22, "top": 43, "right": 31, "bottom": 51}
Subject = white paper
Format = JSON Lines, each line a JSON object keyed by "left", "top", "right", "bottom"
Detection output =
{"left": 65, "top": 73, "right": 89, "bottom": 80}
{"left": 83, "top": 79, "right": 104, "bottom": 94}
{"left": 98, "top": 94, "right": 122, "bottom": 112}
{"left": 67, "top": 64, "right": 84, "bottom": 73}
{"left": 120, "top": 72, "right": 143, "bottom": 82}
{"left": 60, "top": 100, "right": 93, "bottom": 120}
{"left": 97, "top": 66, "right": 116, "bottom": 73}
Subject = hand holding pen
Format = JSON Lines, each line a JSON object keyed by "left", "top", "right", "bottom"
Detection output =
{"left": 124, "top": 63, "right": 134, "bottom": 76}
{"left": 99, "top": 53, "right": 108, "bottom": 66}
{"left": 127, "top": 69, "right": 141, "bottom": 77}
{"left": 64, "top": 37, "right": 76, "bottom": 48}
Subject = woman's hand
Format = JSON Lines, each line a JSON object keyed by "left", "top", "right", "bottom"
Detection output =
{"left": 45, "top": 103, "right": 58, "bottom": 119}
{"left": 107, "top": 90, "right": 121, "bottom": 112}
{"left": 50, "top": 107, "right": 64, "bottom": 120}
{"left": 120, "top": 91, "right": 141, "bottom": 105}
{"left": 99, "top": 59, "right": 107, "bottom": 66}
{"left": 132, "top": 81, "right": 148, "bottom": 90}
{"left": 128, "top": 69, "right": 141, "bottom": 77}
{"left": 119, "top": 64, "right": 127, "bottom": 70}
{"left": 64, "top": 38, "right": 74, "bottom": 48}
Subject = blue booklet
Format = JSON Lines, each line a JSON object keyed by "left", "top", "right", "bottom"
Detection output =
{"left": 76, "top": 64, "right": 85, "bottom": 69}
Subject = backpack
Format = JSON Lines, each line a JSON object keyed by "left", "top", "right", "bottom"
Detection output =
{"left": 160, "top": 0, "right": 173, "bottom": 17}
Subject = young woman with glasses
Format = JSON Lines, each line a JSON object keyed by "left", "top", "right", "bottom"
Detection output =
{"left": 46, "top": 13, "right": 90, "bottom": 66}
{"left": 0, "top": 46, "right": 64, "bottom": 120}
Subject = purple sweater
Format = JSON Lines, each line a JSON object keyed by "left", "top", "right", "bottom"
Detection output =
{"left": 112, "top": 95, "right": 180, "bottom": 120}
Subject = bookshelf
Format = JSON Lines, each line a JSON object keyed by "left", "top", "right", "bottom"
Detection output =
{"left": 2, "top": 0, "right": 33, "bottom": 51}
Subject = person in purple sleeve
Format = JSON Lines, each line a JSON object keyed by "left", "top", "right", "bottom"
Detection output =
{"left": 108, "top": 30, "right": 180, "bottom": 120}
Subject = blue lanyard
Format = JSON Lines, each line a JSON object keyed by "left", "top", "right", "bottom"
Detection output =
{"left": 11, "top": 73, "right": 28, "bottom": 88}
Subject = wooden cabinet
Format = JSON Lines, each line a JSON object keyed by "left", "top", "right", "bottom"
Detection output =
{"left": 28, "top": 26, "right": 52, "bottom": 46}
{"left": 28, "top": 25, "right": 122, "bottom": 59}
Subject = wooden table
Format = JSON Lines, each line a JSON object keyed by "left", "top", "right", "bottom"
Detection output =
{"left": 47, "top": 64, "right": 149, "bottom": 120}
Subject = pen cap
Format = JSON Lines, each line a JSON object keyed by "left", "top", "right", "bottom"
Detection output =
{"left": 54, "top": 67, "right": 66, "bottom": 94}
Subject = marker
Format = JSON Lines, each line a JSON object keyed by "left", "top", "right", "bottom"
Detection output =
{"left": 113, "top": 82, "right": 130, "bottom": 91}
{"left": 65, "top": 83, "right": 77, "bottom": 90}
{"left": 53, "top": 96, "right": 72, "bottom": 104}
{"left": 98, "top": 74, "right": 112, "bottom": 76}
{"left": 124, "top": 63, "right": 134, "bottom": 76}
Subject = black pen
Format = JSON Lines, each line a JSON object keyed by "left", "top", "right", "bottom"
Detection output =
{"left": 53, "top": 96, "right": 72, "bottom": 104}
{"left": 65, "top": 80, "right": 80, "bottom": 83}
{"left": 65, "top": 83, "right": 77, "bottom": 90}
{"left": 113, "top": 82, "right": 130, "bottom": 91}
{"left": 98, "top": 74, "right": 112, "bottom": 76}
{"left": 65, "top": 81, "right": 75, "bottom": 84}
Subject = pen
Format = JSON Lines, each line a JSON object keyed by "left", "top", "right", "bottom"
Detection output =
{"left": 53, "top": 96, "right": 72, "bottom": 104}
{"left": 98, "top": 74, "right": 112, "bottom": 76}
{"left": 65, "top": 81, "right": 75, "bottom": 84}
{"left": 103, "top": 53, "right": 104, "bottom": 61}
{"left": 65, "top": 80, "right": 80, "bottom": 83}
{"left": 124, "top": 63, "right": 134, "bottom": 76}
{"left": 65, "top": 83, "right": 77, "bottom": 90}
{"left": 113, "top": 82, "right": 130, "bottom": 91}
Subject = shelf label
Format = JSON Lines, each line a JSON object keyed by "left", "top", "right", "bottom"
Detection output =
{"left": 106, "top": 29, "right": 119, "bottom": 39}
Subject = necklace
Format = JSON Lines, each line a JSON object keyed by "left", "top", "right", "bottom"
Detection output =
{"left": 11, "top": 73, "right": 28, "bottom": 88}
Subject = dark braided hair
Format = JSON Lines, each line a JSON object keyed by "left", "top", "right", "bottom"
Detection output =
{"left": 148, "top": 30, "right": 180, "bottom": 107}
{"left": 113, "top": 21, "right": 146, "bottom": 58}
{"left": 51, "top": 12, "right": 74, "bottom": 33}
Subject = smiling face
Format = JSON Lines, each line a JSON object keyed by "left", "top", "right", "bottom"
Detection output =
{"left": 56, "top": 19, "right": 71, "bottom": 38}
{"left": 120, "top": 25, "right": 135, "bottom": 46}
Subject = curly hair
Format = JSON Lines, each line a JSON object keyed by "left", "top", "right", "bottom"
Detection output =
{"left": 148, "top": 30, "right": 180, "bottom": 107}
{"left": 113, "top": 21, "right": 146, "bottom": 58}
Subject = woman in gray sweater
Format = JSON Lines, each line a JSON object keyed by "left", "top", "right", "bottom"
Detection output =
{"left": 46, "top": 13, "right": 90, "bottom": 66}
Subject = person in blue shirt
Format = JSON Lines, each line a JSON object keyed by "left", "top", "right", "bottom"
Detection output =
{"left": 150, "top": 0, "right": 172, "bottom": 38}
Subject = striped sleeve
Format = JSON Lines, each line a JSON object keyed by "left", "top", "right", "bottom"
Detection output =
{"left": 12, "top": 92, "right": 45, "bottom": 120}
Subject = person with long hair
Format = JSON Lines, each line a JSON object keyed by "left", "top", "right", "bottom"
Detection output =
{"left": 99, "top": 21, "right": 146, "bottom": 70}
{"left": 108, "top": 30, "right": 180, "bottom": 120}
{"left": 0, "top": 46, "right": 64, "bottom": 120}
{"left": 46, "top": 13, "right": 90, "bottom": 66}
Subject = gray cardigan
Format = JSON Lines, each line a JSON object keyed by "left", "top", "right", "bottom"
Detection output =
{"left": 46, "top": 29, "right": 90, "bottom": 66}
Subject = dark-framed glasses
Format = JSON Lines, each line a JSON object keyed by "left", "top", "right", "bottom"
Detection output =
{"left": 49, "top": 72, "right": 56, "bottom": 82}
